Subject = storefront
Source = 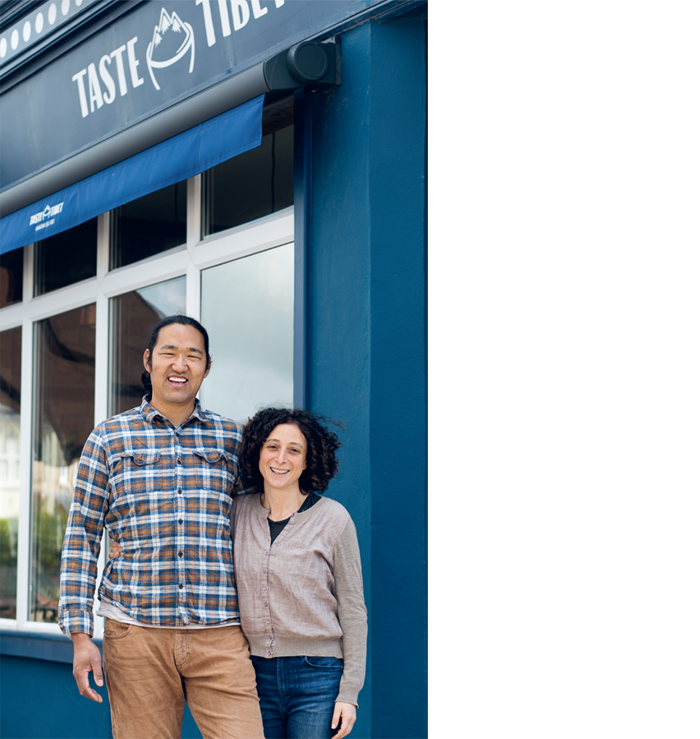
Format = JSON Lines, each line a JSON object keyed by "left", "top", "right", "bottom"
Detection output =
{"left": 0, "top": 1, "right": 426, "bottom": 736}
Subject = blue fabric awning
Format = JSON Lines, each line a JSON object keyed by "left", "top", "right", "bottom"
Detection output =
{"left": 0, "top": 95, "right": 264, "bottom": 256}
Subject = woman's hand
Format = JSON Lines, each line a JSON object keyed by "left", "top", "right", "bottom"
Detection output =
{"left": 108, "top": 538, "right": 122, "bottom": 559}
{"left": 331, "top": 701, "right": 356, "bottom": 738}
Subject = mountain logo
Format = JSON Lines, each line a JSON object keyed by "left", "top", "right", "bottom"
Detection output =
{"left": 146, "top": 8, "right": 195, "bottom": 91}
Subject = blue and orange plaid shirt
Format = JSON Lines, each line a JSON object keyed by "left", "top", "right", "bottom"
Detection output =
{"left": 59, "top": 398, "right": 246, "bottom": 636}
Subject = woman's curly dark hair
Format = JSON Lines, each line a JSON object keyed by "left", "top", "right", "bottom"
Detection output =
{"left": 240, "top": 408, "right": 343, "bottom": 494}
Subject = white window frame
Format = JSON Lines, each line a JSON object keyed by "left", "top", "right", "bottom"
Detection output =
{"left": 0, "top": 173, "right": 293, "bottom": 636}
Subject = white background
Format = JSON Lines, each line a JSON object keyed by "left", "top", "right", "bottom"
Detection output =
{"left": 430, "top": 2, "right": 700, "bottom": 736}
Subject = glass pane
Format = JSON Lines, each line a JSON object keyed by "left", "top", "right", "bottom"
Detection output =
{"left": 31, "top": 305, "right": 95, "bottom": 623}
{"left": 203, "top": 125, "right": 293, "bottom": 236}
{"left": 111, "top": 181, "right": 187, "bottom": 269}
{"left": 110, "top": 277, "right": 186, "bottom": 416}
{"left": 200, "top": 244, "right": 293, "bottom": 422}
{"left": 35, "top": 219, "right": 97, "bottom": 296}
{"left": 0, "top": 327, "right": 21, "bottom": 619}
{"left": 0, "top": 248, "right": 23, "bottom": 308}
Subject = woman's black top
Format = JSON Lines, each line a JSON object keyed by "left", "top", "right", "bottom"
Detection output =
{"left": 268, "top": 493, "right": 321, "bottom": 544}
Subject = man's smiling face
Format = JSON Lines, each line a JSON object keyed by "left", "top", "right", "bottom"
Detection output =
{"left": 143, "top": 323, "right": 210, "bottom": 421}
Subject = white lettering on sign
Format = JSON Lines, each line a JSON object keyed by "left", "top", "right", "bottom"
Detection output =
{"left": 29, "top": 202, "right": 64, "bottom": 229}
{"left": 70, "top": 1, "right": 286, "bottom": 117}
{"left": 72, "top": 36, "right": 141, "bottom": 118}
{"left": 99, "top": 54, "right": 116, "bottom": 104}
{"left": 195, "top": 0, "right": 284, "bottom": 48}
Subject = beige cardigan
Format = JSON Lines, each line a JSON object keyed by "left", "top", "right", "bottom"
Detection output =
{"left": 231, "top": 493, "right": 367, "bottom": 706}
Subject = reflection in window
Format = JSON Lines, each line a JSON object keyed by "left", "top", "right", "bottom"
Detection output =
{"left": 202, "top": 125, "right": 293, "bottom": 236}
{"left": 110, "top": 277, "right": 186, "bottom": 416}
{"left": 0, "top": 248, "right": 23, "bottom": 308}
{"left": 200, "top": 244, "right": 293, "bottom": 422}
{"left": 35, "top": 219, "right": 97, "bottom": 296}
{"left": 0, "top": 327, "right": 21, "bottom": 619}
{"left": 31, "top": 305, "right": 95, "bottom": 623}
{"left": 111, "top": 182, "right": 187, "bottom": 269}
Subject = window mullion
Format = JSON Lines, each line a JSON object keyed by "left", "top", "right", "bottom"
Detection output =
{"left": 15, "top": 311, "right": 33, "bottom": 628}
{"left": 186, "top": 175, "right": 202, "bottom": 322}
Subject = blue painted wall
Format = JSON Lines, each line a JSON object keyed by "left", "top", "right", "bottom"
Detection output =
{"left": 306, "top": 17, "right": 427, "bottom": 739}
{"left": 0, "top": 655, "right": 110, "bottom": 739}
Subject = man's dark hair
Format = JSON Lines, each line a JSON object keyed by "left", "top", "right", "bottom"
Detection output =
{"left": 141, "top": 315, "right": 212, "bottom": 399}
{"left": 240, "top": 407, "right": 343, "bottom": 494}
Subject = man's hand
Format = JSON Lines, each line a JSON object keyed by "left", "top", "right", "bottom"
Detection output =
{"left": 331, "top": 701, "right": 357, "bottom": 738}
{"left": 71, "top": 632, "right": 104, "bottom": 703}
{"left": 109, "top": 538, "right": 122, "bottom": 558}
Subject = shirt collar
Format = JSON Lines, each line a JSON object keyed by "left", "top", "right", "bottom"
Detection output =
{"left": 139, "top": 396, "right": 208, "bottom": 426}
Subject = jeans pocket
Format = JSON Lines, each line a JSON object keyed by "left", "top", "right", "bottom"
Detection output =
{"left": 103, "top": 618, "right": 133, "bottom": 639}
{"left": 302, "top": 656, "right": 344, "bottom": 670}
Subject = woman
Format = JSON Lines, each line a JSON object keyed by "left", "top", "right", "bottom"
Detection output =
{"left": 233, "top": 408, "right": 367, "bottom": 739}
{"left": 109, "top": 407, "right": 367, "bottom": 739}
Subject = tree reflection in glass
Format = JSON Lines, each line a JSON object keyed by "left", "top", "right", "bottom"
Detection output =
{"left": 0, "top": 326, "right": 21, "bottom": 619}
{"left": 31, "top": 306, "right": 95, "bottom": 623}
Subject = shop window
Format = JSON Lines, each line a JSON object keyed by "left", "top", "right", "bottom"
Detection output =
{"left": 0, "top": 326, "right": 21, "bottom": 619}
{"left": 199, "top": 243, "right": 293, "bottom": 422}
{"left": 30, "top": 305, "right": 95, "bottom": 623}
{"left": 34, "top": 219, "right": 97, "bottom": 296}
{"left": 202, "top": 125, "right": 294, "bottom": 237}
{"left": 111, "top": 181, "right": 187, "bottom": 269}
{"left": 0, "top": 249, "right": 23, "bottom": 308}
{"left": 109, "top": 277, "right": 186, "bottom": 416}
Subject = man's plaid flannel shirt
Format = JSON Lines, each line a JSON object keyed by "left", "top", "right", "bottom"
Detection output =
{"left": 58, "top": 398, "right": 245, "bottom": 636}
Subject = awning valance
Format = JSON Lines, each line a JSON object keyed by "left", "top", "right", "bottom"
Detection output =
{"left": 0, "top": 94, "right": 264, "bottom": 256}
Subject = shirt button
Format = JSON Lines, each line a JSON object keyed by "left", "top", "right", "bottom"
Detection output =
{"left": 267, "top": 651, "right": 272, "bottom": 657}
{"left": 262, "top": 569, "right": 267, "bottom": 574}
{"left": 264, "top": 602, "right": 268, "bottom": 607}
{"left": 178, "top": 519, "right": 183, "bottom": 525}
{"left": 179, "top": 584, "right": 184, "bottom": 589}
{"left": 178, "top": 552, "right": 183, "bottom": 557}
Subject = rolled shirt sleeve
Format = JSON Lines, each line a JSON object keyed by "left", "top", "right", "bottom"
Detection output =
{"left": 58, "top": 430, "right": 110, "bottom": 636}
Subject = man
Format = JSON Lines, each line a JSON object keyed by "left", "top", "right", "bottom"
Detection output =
{"left": 58, "top": 315, "right": 264, "bottom": 739}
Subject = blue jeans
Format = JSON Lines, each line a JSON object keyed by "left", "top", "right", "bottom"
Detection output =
{"left": 251, "top": 655, "right": 344, "bottom": 739}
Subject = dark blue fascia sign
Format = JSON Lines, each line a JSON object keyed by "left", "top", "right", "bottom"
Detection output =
{"left": 0, "top": 0, "right": 382, "bottom": 196}
{"left": 0, "top": 94, "right": 263, "bottom": 255}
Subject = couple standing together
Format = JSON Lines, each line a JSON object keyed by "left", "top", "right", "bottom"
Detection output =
{"left": 58, "top": 315, "right": 367, "bottom": 739}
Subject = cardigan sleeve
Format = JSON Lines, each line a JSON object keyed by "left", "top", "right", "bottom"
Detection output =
{"left": 333, "top": 517, "right": 368, "bottom": 706}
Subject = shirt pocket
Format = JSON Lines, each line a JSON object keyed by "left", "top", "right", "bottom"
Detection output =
{"left": 108, "top": 452, "right": 168, "bottom": 535}
{"left": 194, "top": 448, "right": 234, "bottom": 495}
{"left": 112, "top": 450, "right": 164, "bottom": 496}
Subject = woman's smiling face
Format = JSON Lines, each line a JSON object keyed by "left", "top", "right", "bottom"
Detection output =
{"left": 258, "top": 423, "right": 307, "bottom": 494}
